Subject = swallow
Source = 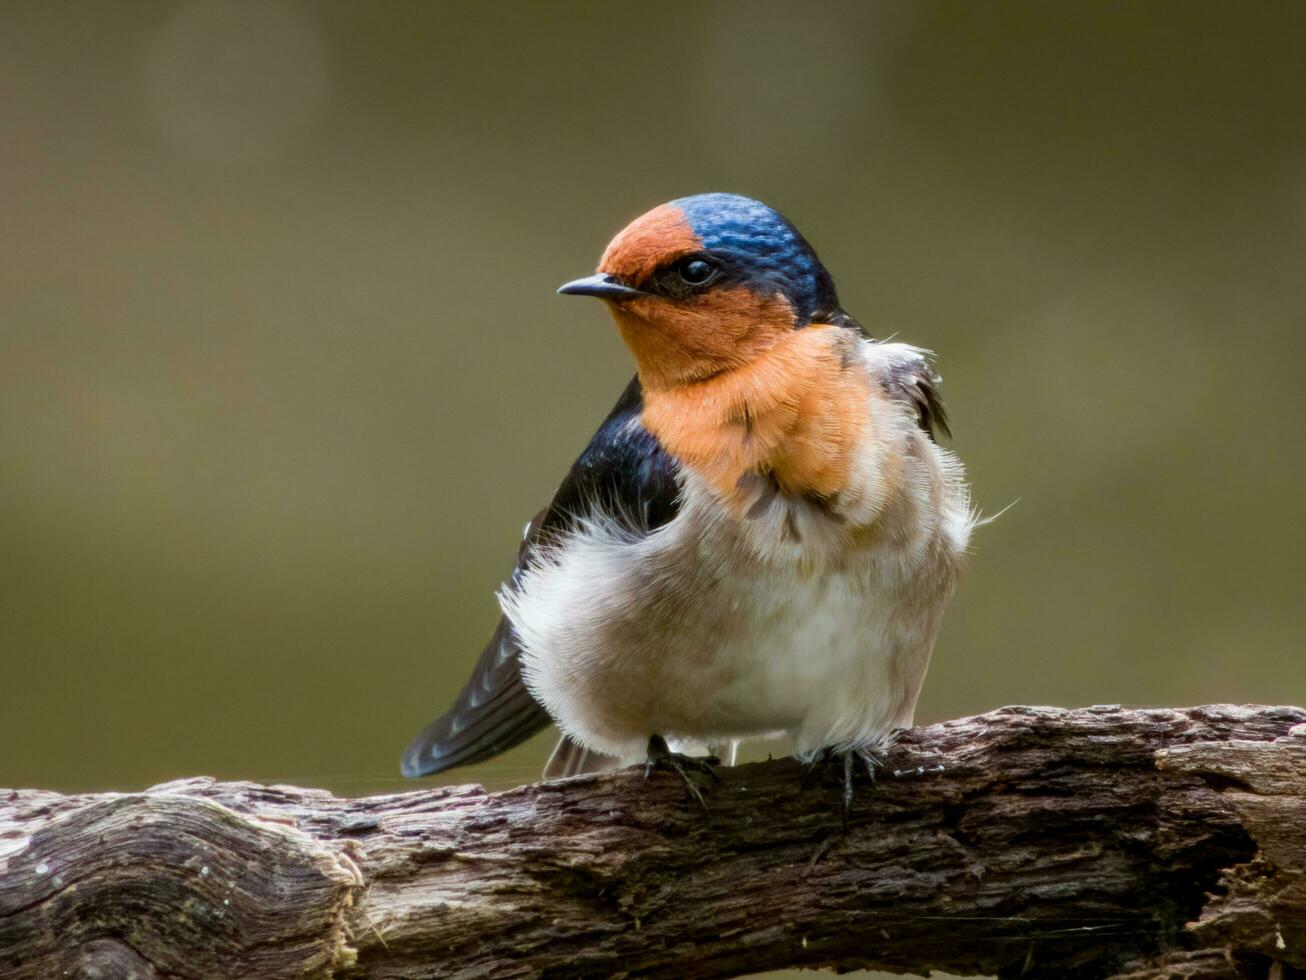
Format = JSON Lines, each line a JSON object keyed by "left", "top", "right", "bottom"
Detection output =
{"left": 401, "top": 193, "right": 973, "bottom": 809}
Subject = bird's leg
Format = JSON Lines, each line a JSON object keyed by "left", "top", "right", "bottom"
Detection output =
{"left": 803, "top": 743, "right": 891, "bottom": 830}
{"left": 799, "top": 747, "right": 854, "bottom": 825}
{"left": 861, "top": 743, "right": 887, "bottom": 783}
{"left": 644, "top": 734, "right": 719, "bottom": 809}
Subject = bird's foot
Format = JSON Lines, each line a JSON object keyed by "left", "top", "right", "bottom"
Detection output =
{"left": 803, "top": 744, "right": 889, "bottom": 831}
{"left": 644, "top": 734, "right": 720, "bottom": 810}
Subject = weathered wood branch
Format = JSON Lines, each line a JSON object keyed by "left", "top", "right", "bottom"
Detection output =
{"left": 4, "top": 706, "right": 1306, "bottom": 979}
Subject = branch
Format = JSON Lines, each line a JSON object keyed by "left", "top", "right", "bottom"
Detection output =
{"left": 4, "top": 705, "right": 1306, "bottom": 979}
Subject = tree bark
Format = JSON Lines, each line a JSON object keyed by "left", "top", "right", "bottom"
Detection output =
{"left": 3, "top": 705, "right": 1306, "bottom": 980}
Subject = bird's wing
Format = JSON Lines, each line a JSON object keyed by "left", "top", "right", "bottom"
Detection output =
{"left": 873, "top": 341, "right": 951, "bottom": 441}
{"left": 401, "top": 375, "right": 681, "bottom": 778}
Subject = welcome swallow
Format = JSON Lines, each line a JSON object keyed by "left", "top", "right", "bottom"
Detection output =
{"left": 401, "top": 193, "right": 973, "bottom": 806}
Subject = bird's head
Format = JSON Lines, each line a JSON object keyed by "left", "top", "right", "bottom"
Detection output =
{"left": 559, "top": 193, "right": 844, "bottom": 390}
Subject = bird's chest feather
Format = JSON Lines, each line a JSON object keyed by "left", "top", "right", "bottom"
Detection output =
{"left": 505, "top": 332, "right": 968, "bottom": 756}
{"left": 639, "top": 325, "right": 877, "bottom": 519}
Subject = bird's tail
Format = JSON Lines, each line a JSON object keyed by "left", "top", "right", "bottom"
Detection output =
{"left": 543, "top": 734, "right": 622, "bottom": 778}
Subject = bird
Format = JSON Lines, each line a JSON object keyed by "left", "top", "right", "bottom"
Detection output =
{"left": 401, "top": 192, "right": 973, "bottom": 808}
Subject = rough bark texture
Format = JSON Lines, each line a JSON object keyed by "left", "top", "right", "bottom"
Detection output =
{"left": 3, "top": 705, "right": 1306, "bottom": 980}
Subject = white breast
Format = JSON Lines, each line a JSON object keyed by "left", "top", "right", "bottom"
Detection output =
{"left": 503, "top": 340, "right": 973, "bottom": 763}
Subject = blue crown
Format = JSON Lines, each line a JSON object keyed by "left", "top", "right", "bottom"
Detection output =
{"left": 673, "top": 193, "right": 839, "bottom": 324}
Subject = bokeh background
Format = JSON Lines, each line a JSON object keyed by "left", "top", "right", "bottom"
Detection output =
{"left": 3, "top": 3, "right": 1305, "bottom": 974}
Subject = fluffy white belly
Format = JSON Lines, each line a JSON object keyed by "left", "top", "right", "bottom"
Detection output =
{"left": 680, "top": 562, "right": 933, "bottom": 752}
{"left": 504, "top": 470, "right": 965, "bottom": 762}
{"left": 505, "top": 341, "right": 972, "bottom": 762}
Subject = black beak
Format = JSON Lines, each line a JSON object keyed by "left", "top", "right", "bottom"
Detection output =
{"left": 557, "top": 273, "right": 644, "bottom": 301}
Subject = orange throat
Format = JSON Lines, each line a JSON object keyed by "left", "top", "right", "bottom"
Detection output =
{"left": 638, "top": 325, "right": 871, "bottom": 511}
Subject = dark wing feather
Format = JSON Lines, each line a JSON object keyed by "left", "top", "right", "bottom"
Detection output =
{"left": 897, "top": 361, "right": 950, "bottom": 440}
{"left": 873, "top": 339, "right": 951, "bottom": 441}
{"left": 400, "top": 375, "right": 680, "bottom": 777}
{"left": 827, "top": 315, "right": 950, "bottom": 441}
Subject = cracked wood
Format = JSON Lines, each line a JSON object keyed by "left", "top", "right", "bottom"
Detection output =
{"left": 3, "top": 705, "right": 1306, "bottom": 979}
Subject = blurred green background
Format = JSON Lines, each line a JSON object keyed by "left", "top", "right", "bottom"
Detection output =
{"left": 4, "top": 0, "right": 1305, "bottom": 848}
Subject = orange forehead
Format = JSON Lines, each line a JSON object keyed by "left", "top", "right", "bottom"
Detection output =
{"left": 598, "top": 203, "right": 702, "bottom": 285}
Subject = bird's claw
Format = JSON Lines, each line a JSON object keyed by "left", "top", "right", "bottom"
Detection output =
{"left": 644, "top": 734, "right": 719, "bottom": 810}
{"left": 803, "top": 745, "right": 889, "bottom": 830}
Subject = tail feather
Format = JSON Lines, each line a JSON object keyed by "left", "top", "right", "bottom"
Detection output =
{"left": 543, "top": 735, "right": 622, "bottom": 778}
{"left": 400, "top": 618, "right": 552, "bottom": 778}
{"left": 402, "top": 697, "right": 547, "bottom": 777}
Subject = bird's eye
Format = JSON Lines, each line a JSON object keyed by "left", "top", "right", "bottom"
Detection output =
{"left": 677, "top": 257, "right": 718, "bottom": 287}
{"left": 645, "top": 255, "right": 723, "bottom": 298}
